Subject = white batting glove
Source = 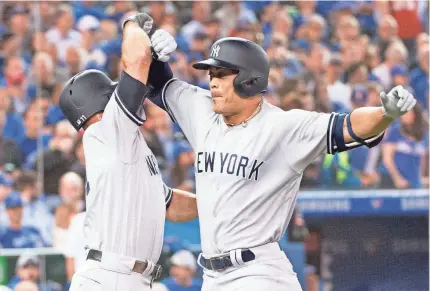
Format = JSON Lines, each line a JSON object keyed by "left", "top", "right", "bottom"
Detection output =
{"left": 380, "top": 85, "right": 417, "bottom": 119}
{"left": 150, "top": 29, "right": 177, "bottom": 62}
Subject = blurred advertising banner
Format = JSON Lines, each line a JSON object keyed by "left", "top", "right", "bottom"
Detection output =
{"left": 304, "top": 216, "right": 428, "bottom": 291}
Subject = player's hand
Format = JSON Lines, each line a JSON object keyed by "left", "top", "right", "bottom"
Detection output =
{"left": 380, "top": 85, "right": 417, "bottom": 119}
{"left": 150, "top": 29, "right": 178, "bottom": 62}
{"left": 122, "top": 13, "right": 153, "bottom": 35}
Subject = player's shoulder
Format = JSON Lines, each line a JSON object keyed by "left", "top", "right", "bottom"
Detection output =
{"left": 166, "top": 79, "right": 211, "bottom": 99}
{"left": 267, "top": 107, "right": 319, "bottom": 123}
{"left": 82, "top": 123, "right": 110, "bottom": 153}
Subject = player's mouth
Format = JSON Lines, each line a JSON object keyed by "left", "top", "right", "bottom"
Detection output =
{"left": 211, "top": 92, "right": 222, "bottom": 98}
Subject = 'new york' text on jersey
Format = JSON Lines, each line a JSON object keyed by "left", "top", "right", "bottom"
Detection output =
{"left": 162, "top": 79, "right": 335, "bottom": 255}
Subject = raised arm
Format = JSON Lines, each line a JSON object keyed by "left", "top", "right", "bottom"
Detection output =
{"left": 344, "top": 107, "right": 392, "bottom": 141}
{"left": 121, "top": 21, "right": 152, "bottom": 84}
{"left": 281, "top": 86, "right": 417, "bottom": 173}
{"left": 330, "top": 86, "right": 416, "bottom": 154}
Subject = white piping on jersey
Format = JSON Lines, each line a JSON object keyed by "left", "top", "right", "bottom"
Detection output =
{"left": 331, "top": 128, "right": 385, "bottom": 152}
{"left": 341, "top": 130, "right": 385, "bottom": 149}
{"left": 327, "top": 113, "right": 335, "bottom": 154}
{"left": 114, "top": 90, "right": 144, "bottom": 125}
{"left": 164, "top": 184, "right": 173, "bottom": 205}
{"left": 162, "top": 78, "right": 178, "bottom": 123}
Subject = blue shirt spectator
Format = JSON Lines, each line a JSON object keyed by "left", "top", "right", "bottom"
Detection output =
{"left": 0, "top": 173, "right": 13, "bottom": 227}
{"left": 2, "top": 112, "right": 25, "bottom": 144}
{"left": 162, "top": 277, "right": 203, "bottom": 291}
{"left": 17, "top": 134, "right": 52, "bottom": 163}
{"left": 45, "top": 105, "right": 66, "bottom": 126}
{"left": 381, "top": 110, "right": 428, "bottom": 189}
{"left": 1, "top": 225, "right": 45, "bottom": 248}
{"left": 18, "top": 102, "right": 53, "bottom": 162}
{"left": 85, "top": 38, "right": 122, "bottom": 72}
{"left": 0, "top": 192, "right": 45, "bottom": 248}
{"left": 21, "top": 183, "right": 54, "bottom": 247}
{"left": 71, "top": 1, "right": 108, "bottom": 22}
{"left": 409, "top": 66, "right": 429, "bottom": 110}
{"left": 161, "top": 250, "right": 203, "bottom": 291}
{"left": 8, "top": 253, "right": 54, "bottom": 291}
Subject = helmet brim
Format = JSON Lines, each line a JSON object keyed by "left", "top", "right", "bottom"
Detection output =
{"left": 192, "top": 58, "right": 239, "bottom": 71}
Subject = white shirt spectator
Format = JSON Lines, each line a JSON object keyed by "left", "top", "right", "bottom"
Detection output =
{"left": 45, "top": 28, "right": 81, "bottom": 63}
{"left": 53, "top": 224, "right": 69, "bottom": 253}
{"left": 372, "top": 63, "right": 391, "bottom": 91}
{"left": 327, "top": 81, "right": 352, "bottom": 110}
{"left": 214, "top": 3, "right": 257, "bottom": 37}
{"left": 65, "top": 212, "right": 86, "bottom": 272}
{"left": 181, "top": 20, "right": 204, "bottom": 42}
{"left": 77, "top": 15, "right": 100, "bottom": 32}
{"left": 170, "top": 249, "right": 197, "bottom": 270}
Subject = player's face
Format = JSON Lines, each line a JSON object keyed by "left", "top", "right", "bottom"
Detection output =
{"left": 208, "top": 67, "right": 242, "bottom": 115}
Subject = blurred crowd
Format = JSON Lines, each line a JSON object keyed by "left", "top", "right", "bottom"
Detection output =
{"left": 0, "top": 0, "right": 428, "bottom": 290}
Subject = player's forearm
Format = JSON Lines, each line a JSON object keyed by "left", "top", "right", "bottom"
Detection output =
{"left": 122, "top": 21, "right": 152, "bottom": 84}
{"left": 166, "top": 189, "right": 198, "bottom": 222}
{"left": 343, "top": 107, "right": 394, "bottom": 143}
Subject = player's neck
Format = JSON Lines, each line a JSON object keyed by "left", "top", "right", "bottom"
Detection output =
{"left": 223, "top": 97, "right": 263, "bottom": 127}
{"left": 83, "top": 113, "right": 103, "bottom": 130}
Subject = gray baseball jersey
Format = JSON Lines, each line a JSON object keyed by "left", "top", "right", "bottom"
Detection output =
{"left": 162, "top": 79, "right": 334, "bottom": 255}
{"left": 82, "top": 86, "right": 172, "bottom": 262}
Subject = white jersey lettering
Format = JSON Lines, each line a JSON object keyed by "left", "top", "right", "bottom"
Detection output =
{"left": 162, "top": 80, "right": 334, "bottom": 255}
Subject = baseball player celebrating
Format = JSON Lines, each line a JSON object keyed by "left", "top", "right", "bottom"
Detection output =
{"left": 141, "top": 27, "right": 418, "bottom": 290}
{"left": 59, "top": 14, "right": 198, "bottom": 291}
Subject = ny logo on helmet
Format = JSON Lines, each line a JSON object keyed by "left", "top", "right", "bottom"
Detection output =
{"left": 211, "top": 45, "right": 220, "bottom": 58}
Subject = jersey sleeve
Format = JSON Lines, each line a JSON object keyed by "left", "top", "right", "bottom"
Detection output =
{"left": 161, "top": 79, "right": 214, "bottom": 148}
{"left": 97, "top": 72, "right": 150, "bottom": 161}
{"left": 163, "top": 183, "right": 173, "bottom": 209}
{"left": 279, "top": 109, "right": 335, "bottom": 173}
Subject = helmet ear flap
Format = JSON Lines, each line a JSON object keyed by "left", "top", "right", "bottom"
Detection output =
{"left": 233, "top": 70, "right": 267, "bottom": 98}
{"left": 244, "top": 78, "right": 257, "bottom": 88}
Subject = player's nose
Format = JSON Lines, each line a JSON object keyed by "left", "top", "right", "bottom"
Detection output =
{"left": 210, "top": 77, "right": 219, "bottom": 89}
